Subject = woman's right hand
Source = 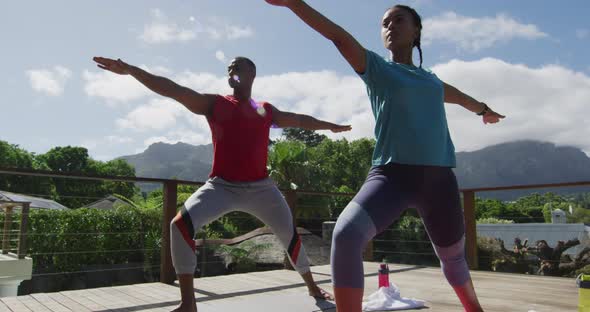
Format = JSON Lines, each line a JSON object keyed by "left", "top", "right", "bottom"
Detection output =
{"left": 265, "top": 0, "right": 366, "bottom": 74}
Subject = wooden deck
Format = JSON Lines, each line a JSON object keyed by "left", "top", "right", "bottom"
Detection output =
{"left": 0, "top": 262, "right": 578, "bottom": 311}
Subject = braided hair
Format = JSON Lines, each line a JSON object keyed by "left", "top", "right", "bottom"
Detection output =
{"left": 391, "top": 5, "right": 423, "bottom": 67}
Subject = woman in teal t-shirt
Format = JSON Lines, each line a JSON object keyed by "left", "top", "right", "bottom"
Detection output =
{"left": 268, "top": 1, "right": 505, "bottom": 311}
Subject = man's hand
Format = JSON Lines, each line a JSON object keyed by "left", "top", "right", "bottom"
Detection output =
{"left": 330, "top": 124, "right": 352, "bottom": 133}
{"left": 91, "top": 56, "right": 214, "bottom": 116}
{"left": 93, "top": 57, "right": 132, "bottom": 75}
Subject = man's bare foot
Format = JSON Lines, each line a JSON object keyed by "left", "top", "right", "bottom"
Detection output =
{"left": 309, "top": 286, "right": 334, "bottom": 301}
{"left": 170, "top": 300, "right": 197, "bottom": 312}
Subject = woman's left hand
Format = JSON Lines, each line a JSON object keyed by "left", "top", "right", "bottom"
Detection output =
{"left": 483, "top": 109, "right": 505, "bottom": 124}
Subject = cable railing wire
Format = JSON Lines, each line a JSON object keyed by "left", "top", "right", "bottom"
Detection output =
{"left": 27, "top": 248, "right": 161, "bottom": 256}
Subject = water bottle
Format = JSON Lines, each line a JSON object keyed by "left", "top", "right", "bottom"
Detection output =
{"left": 378, "top": 263, "right": 390, "bottom": 288}
{"left": 578, "top": 274, "right": 590, "bottom": 312}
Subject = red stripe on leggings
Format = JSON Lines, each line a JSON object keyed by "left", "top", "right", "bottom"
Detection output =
{"left": 173, "top": 212, "right": 196, "bottom": 252}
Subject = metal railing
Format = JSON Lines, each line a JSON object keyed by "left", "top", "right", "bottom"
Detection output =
{"left": 1, "top": 166, "right": 589, "bottom": 284}
{"left": 1, "top": 200, "right": 30, "bottom": 259}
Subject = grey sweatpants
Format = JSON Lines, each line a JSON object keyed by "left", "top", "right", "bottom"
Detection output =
{"left": 170, "top": 177, "right": 310, "bottom": 275}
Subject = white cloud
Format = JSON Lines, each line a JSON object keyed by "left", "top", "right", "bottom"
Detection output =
{"left": 84, "top": 65, "right": 230, "bottom": 104}
{"left": 407, "top": 0, "right": 434, "bottom": 7}
{"left": 80, "top": 136, "right": 135, "bottom": 161}
{"left": 253, "top": 71, "right": 370, "bottom": 140}
{"left": 82, "top": 65, "right": 170, "bottom": 104}
{"left": 577, "top": 29, "right": 589, "bottom": 39}
{"left": 143, "top": 136, "right": 177, "bottom": 146}
{"left": 140, "top": 9, "right": 196, "bottom": 44}
{"left": 26, "top": 66, "right": 72, "bottom": 96}
{"left": 106, "top": 136, "right": 134, "bottom": 144}
{"left": 205, "top": 17, "right": 254, "bottom": 40}
{"left": 432, "top": 58, "right": 590, "bottom": 154}
{"left": 214, "top": 25, "right": 254, "bottom": 40}
{"left": 228, "top": 26, "right": 254, "bottom": 40}
{"left": 253, "top": 61, "right": 590, "bottom": 155}
{"left": 423, "top": 12, "right": 548, "bottom": 52}
{"left": 143, "top": 129, "right": 210, "bottom": 149}
{"left": 174, "top": 71, "right": 231, "bottom": 94}
{"left": 116, "top": 99, "right": 188, "bottom": 131}
{"left": 215, "top": 50, "right": 227, "bottom": 63}
{"left": 139, "top": 9, "right": 253, "bottom": 44}
{"left": 92, "top": 58, "right": 590, "bottom": 158}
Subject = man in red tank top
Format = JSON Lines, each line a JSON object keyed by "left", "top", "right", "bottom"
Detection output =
{"left": 94, "top": 56, "right": 350, "bottom": 312}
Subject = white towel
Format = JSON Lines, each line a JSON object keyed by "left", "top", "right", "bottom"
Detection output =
{"left": 362, "top": 282, "right": 426, "bottom": 311}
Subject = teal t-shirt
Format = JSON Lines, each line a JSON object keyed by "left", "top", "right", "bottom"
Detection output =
{"left": 359, "top": 49, "right": 456, "bottom": 167}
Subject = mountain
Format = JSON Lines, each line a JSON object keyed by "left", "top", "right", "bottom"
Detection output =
{"left": 119, "top": 140, "right": 590, "bottom": 199}
{"left": 454, "top": 141, "right": 590, "bottom": 199}
{"left": 119, "top": 142, "right": 213, "bottom": 191}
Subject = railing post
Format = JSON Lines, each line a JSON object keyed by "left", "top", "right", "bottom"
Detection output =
{"left": 161, "top": 181, "right": 178, "bottom": 284}
{"left": 284, "top": 190, "right": 298, "bottom": 270}
{"left": 462, "top": 191, "right": 478, "bottom": 270}
{"left": 2, "top": 206, "right": 12, "bottom": 254}
{"left": 201, "top": 238, "right": 207, "bottom": 277}
{"left": 17, "top": 202, "right": 30, "bottom": 259}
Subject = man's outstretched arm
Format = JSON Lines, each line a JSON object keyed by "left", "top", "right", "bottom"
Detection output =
{"left": 270, "top": 105, "right": 351, "bottom": 132}
{"left": 93, "top": 57, "right": 215, "bottom": 115}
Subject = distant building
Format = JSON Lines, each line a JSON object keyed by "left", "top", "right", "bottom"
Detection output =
{"left": 0, "top": 190, "right": 67, "bottom": 210}
{"left": 84, "top": 195, "right": 134, "bottom": 210}
{"left": 551, "top": 209, "right": 567, "bottom": 224}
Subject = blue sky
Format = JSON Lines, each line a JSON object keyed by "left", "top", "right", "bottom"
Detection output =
{"left": 2, "top": 0, "right": 589, "bottom": 160}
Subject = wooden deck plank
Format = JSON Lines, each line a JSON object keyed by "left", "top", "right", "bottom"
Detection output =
{"left": 1, "top": 296, "right": 32, "bottom": 312}
{"left": 0, "top": 301, "right": 11, "bottom": 312}
{"left": 129, "top": 283, "right": 181, "bottom": 311}
{"left": 0, "top": 262, "right": 578, "bottom": 311}
{"left": 46, "top": 293, "right": 92, "bottom": 312}
{"left": 29, "top": 293, "right": 72, "bottom": 312}
{"left": 60, "top": 289, "right": 112, "bottom": 311}
{"left": 16, "top": 295, "right": 50, "bottom": 312}
{"left": 87, "top": 288, "right": 133, "bottom": 312}
{"left": 113, "top": 284, "right": 177, "bottom": 311}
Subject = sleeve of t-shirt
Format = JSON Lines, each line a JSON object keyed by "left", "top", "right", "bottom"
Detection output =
{"left": 428, "top": 69, "right": 443, "bottom": 83}
{"left": 358, "top": 49, "right": 386, "bottom": 87}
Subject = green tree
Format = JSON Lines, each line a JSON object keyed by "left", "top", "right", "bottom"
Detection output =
{"left": 311, "top": 138, "right": 374, "bottom": 193}
{"left": 0, "top": 140, "right": 54, "bottom": 196}
{"left": 36, "top": 146, "right": 137, "bottom": 208}
{"left": 268, "top": 140, "right": 330, "bottom": 221}
{"left": 282, "top": 128, "right": 326, "bottom": 147}
{"left": 567, "top": 206, "right": 590, "bottom": 223}
{"left": 96, "top": 159, "right": 137, "bottom": 200}
{"left": 475, "top": 198, "right": 508, "bottom": 220}
{"left": 509, "top": 193, "right": 568, "bottom": 223}
{"left": 267, "top": 137, "right": 375, "bottom": 220}
{"left": 573, "top": 193, "right": 590, "bottom": 209}
{"left": 268, "top": 140, "right": 318, "bottom": 190}
{"left": 477, "top": 217, "right": 514, "bottom": 224}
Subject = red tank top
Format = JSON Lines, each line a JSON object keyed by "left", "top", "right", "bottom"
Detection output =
{"left": 207, "top": 95, "right": 273, "bottom": 182}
